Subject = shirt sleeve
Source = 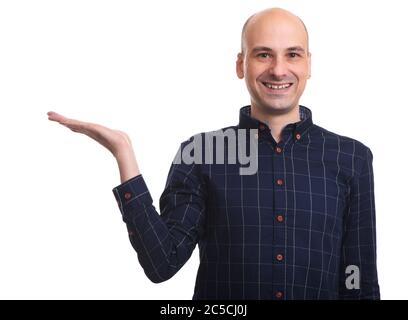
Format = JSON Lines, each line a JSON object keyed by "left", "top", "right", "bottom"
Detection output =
{"left": 338, "top": 147, "right": 380, "bottom": 299}
{"left": 112, "top": 146, "right": 207, "bottom": 283}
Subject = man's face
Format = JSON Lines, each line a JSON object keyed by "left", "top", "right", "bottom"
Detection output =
{"left": 236, "top": 14, "right": 311, "bottom": 114}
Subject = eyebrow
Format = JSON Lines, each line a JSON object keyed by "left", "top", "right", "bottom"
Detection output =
{"left": 251, "top": 46, "right": 306, "bottom": 54}
{"left": 287, "top": 46, "right": 306, "bottom": 53}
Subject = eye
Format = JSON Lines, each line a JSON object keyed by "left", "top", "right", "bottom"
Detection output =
{"left": 288, "top": 52, "right": 300, "bottom": 58}
{"left": 257, "top": 53, "right": 271, "bottom": 58}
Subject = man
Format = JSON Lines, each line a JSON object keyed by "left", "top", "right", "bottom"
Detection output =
{"left": 48, "top": 8, "right": 380, "bottom": 299}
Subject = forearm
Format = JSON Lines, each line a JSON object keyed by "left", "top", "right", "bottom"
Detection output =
{"left": 125, "top": 204, "right": 193, "bottom": 283}
{"left": 113, "top": 171, "right": 204, "bottom": 283}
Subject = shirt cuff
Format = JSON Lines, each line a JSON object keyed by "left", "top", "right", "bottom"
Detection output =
{"left": 112, "top": 174, "right": 153, "bottom": 217}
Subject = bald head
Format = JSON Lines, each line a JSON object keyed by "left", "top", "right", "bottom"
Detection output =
{"left": 241, "top": 8, "right": 309, "bottom": 54}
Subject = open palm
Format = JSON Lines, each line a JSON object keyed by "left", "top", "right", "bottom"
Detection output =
{"left": 47, "top": 111, "right": 132, "bottom": 157}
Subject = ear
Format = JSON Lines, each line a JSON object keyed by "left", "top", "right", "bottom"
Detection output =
{"left": 236, "top": 53, "right": 244, "bottom": 79}
{"left": 307, "top": 52, "right": 312, "bottom": 79}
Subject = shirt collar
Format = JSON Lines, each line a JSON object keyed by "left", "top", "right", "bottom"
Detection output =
{"left": 238, "top": 105, "right": 313, "bottom": 140}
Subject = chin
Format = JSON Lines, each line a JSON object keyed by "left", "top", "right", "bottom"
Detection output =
{"left": 261, "top": 102, "right": 294, "bottom": 114}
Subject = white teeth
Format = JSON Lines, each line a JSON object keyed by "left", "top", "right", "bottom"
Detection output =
{"left": 264, "top": 83, "right": 291, "bottom": 89}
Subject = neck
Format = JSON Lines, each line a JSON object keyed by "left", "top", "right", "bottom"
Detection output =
{"left": 251, "top": 104, "right": 300, "bottom": 143}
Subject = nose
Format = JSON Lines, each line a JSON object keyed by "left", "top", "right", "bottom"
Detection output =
{"left": 268, "top": 56, "right": 287, "bottom": 79}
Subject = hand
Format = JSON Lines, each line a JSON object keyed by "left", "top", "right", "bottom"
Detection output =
{"left": 47, "top": 111, "right": 132, "bottom": 158}
{"left": 47, "top": 111, "right": 140, "bottom": 182}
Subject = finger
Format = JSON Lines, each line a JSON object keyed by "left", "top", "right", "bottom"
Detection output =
{"left": 47, "top": 111, "right": 88, "bottom": 132}
{"left": 47, "top": 111, "right": 70, "bottom": 123}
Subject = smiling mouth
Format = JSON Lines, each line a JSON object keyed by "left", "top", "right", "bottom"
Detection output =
{"left": 262, "top": 82, "right": 293, "bottom": 90}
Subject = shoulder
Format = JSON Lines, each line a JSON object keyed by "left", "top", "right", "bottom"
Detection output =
{"left": 309, "top": 124, "right": 373, "bottom": 160}
{"left": 179, "top": 125, "right": 239, "bottom": 146}
{"left": 173, "top": 125, "right": 239, "bottom": 167}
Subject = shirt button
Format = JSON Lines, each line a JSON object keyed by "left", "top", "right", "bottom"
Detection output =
{"left": 275, "top": 146, "right": 282, "bottom": 153}
{"left": 276, "top": 254, "right": 284, "bottom": 261}
{"left": 295, "top": 133, "right": 301, "bottom": 140}
{"left": 276, "top": 215, "right": 284, "bottom": 222}
{"left": 124, "top": 192, "right": 132, "bottom": 200}
{"left": 276, "top": 179, "right": 284, "bottom": 186}
{"left": 254, "top": 133, "right": 258, "bottom": 139}
{"left": 275, "top": 291, "right": 284, "bottom": 299}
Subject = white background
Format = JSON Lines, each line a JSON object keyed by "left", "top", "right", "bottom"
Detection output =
{"left": 0, "top": 0, "right": 406, "bottom": 299}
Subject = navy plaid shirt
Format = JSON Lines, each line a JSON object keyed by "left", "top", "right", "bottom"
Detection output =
{"left": 113, "top": 105, "right": 380, "bottom": 300}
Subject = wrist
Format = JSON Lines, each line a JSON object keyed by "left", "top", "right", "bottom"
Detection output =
{"left": 114, "top": 144, "right": 134, "bottom": 160}
{"left": 115, "top": 147, "right": 140, "bottom": 183}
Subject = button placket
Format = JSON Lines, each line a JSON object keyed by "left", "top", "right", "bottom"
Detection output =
{"left": 272, "top": 130, "right": 287, "bottom": 299}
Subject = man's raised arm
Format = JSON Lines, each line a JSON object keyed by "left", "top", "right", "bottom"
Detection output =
{"left": 47, "top": 112, "right": 206, "bottom": 282}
